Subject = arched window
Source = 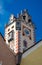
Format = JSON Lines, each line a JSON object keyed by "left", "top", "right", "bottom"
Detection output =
{"left": 23, "top": 40, "right": 27, "bottom": 50}
{"left": 16, "top": 22, "right": 21, "bottom": 30}
{"left": 8, "top": 30, "right": 14, "bottom": 42}
{"left": 23, "top": 16, "right": 26, "bottom": 20}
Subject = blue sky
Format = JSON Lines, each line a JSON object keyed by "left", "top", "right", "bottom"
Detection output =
{"left": 0, "top": 0, "right": 42, "bottom": 42}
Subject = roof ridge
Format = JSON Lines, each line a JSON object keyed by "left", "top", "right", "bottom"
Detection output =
{"left": 0, "top": 32, "right": 6, "bottom": 41}
{"left": 36, "top": 39, "right": 42, "bottom": 44}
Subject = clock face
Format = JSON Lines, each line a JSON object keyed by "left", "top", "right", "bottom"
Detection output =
{"left": 24, "top": 28, "right": 30, "bottom": 36}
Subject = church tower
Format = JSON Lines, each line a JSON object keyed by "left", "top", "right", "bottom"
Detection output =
{"left": 5, "top": 9, "right": 35, "bottom": 65}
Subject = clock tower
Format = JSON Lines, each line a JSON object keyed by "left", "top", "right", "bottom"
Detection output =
{"left": 5, "top": 9, "right": 35, "bottom": 65}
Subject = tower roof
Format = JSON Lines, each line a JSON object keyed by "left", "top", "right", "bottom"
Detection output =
{"left": 5, "top": 9, "right": 35, "bottom": 28}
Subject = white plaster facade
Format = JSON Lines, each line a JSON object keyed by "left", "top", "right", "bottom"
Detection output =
{"left": 5, "top": 9, "right": 35, "bottom": 54}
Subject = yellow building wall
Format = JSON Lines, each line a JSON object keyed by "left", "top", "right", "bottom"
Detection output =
{"left": 21, "top": 46, "right": 42, "bottom": 65}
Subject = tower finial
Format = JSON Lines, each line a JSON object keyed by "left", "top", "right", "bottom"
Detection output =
{"left": 9, "top": 14, "right": 14, "bottom": 23}
{"left": 21, "top": 10, "right": 22, "bottom": 15}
